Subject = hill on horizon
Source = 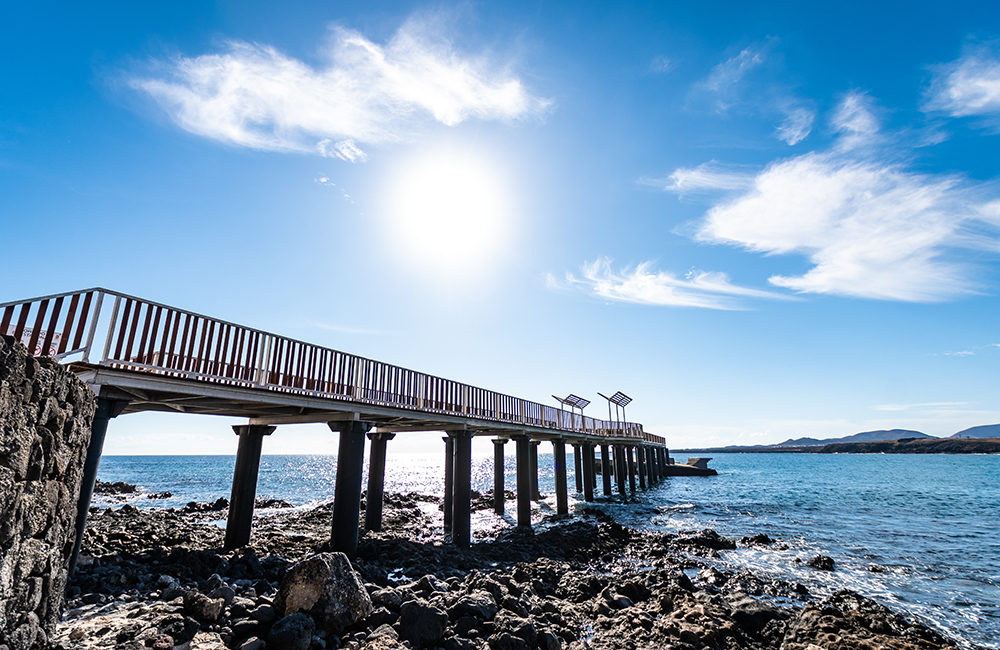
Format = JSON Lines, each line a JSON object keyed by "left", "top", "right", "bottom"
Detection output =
{"left": 774, "top": 429, "right": 933, "bottom": 447}
{"left": 950, "top": 423, "right": 1000, "bottom": 439}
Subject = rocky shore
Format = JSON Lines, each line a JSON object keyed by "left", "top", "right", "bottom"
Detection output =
{"left": 53, "top": 493, "right": 967, "bottom": 650}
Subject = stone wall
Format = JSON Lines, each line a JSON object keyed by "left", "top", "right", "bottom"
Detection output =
{"left": 0, "top": 335, "right": 95, "bottom": 650}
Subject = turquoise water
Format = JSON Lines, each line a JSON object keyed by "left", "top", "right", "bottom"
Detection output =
{"left": 96, "top": 452, "right": 999, "bottom": 648}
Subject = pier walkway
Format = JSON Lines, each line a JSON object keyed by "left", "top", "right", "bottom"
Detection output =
{"left": 2, "top": 288, "right": 669, "bottom": 565}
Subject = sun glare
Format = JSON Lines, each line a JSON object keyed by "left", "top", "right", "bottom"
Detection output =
{"left": 388, "top": 150, "right": 511, "bottom": 271}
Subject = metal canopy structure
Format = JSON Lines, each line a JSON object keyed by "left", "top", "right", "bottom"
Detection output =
{"left": 553, "top": 393, "right": 591, "bottom": 410}
{"left": 598, "top": 391, "right": 633, "bottom": 432}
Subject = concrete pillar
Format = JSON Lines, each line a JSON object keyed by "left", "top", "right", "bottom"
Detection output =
{"left": 592, "top": 446, "right": 601, "bottom": 489}
{"left": 452, "top": 431, "right": 473, "bottom": 548}
{"left": 573, "top": 443, "right": 583, "bottom": 493}
{"left": 600, "top": 444, "right": 612, "bottom": 496}
{"left": 225, "top": 424, "right": 276, "bottom": 549}
{"left": 553, "top": 439, "right": 568, "bottom": 515}
{"left": 330, "top": 420, "right": 369, "bottom": 560}
{"left": 627, "top": 446, "right": 637, "bottom": 494}
{"left": 70, "top": 397, "right": 127, "bottom": 576}
{"left": 442, "top": 435, "right": 455, "bottom": 533}
{"left": 515, "top": 435, "right": 532, "bottom": 527}
{"left": 365, "top": 431, "right": 395, "bottom": 532}
{"left": 615, "top": 445, "right": 627, "bottom": 498}
{"left": 529, "top": 440, "right": 541, "bottom": 500}
{"left": 637, "top": 447, "right": 647, "bottom": 490}
{"left": 493, "top": 438, "right": 507, "bottom": 515}
{"left": 582, "top": 443, "right": 595, "bottom": 502}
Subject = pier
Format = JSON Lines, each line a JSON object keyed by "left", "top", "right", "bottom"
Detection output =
{"left": 2, "top": 288, "right": 668, "bottom": 564}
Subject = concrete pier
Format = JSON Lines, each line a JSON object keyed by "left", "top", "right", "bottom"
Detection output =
{"left": 493, "top": 438, "right": 507, "bottom": 515}
{"left": 442, "top": 435, "right": 455, "bottom": 534}
{"left": 452, "top": 432, "right": 473, "bottom": 548}
{"left": 582, "top": 443, "right": 595, "bottom": 502}
{"left": 627, "top": 446, "right": 637, "bottom": 494}
{"left": 615, "top": 444, "right": 627, "bottom": 498}
{"left": 600, "top": 444, "right": 613, "bottom": 496}
{"left": 330, "top": 420, "right": 369, "bottom": 560}
{"left": 530, "top": 440, "right": 541, "bottom": 500}
{"left": 515, "top": 435, "right": 532, "bottom": 527}
{"left": 573, "top": 443, "right": 583, "bottom": 493}
{"left": 638, "top": 446, "right": 647, "bottom": 490}
{"left": 365, "top": 431, "right": 394, "bottom": 532}
{"left": 226, "top": 424, "right": 275, "bottom": 549}
{"left": 553, "top": 439, "right": 569, "bottom": 515}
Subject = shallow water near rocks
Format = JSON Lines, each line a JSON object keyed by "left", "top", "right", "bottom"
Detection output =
{"left": 97, "top": 451, "right": 999, "bottom": 648}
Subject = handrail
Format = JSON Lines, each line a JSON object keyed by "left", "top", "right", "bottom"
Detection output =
{"left": 1, "top": 289, "right": 665, "bottom": 446}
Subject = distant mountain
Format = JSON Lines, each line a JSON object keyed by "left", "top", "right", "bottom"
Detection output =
{"left": 774, "top": 429, "right": 932, "bottom": 447}
{"left": 950, "top": 424, "right": 1000, "bottom": 439}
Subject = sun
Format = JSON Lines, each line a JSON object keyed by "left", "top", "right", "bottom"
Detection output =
{"left": 387, "top": 149, "right": 511, "bottom": 271}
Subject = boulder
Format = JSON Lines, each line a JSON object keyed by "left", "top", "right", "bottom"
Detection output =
{"left": 184, "top": 589, "right": 224, "bottom": 621}
{"left": 269, "top": 612, "right": 316, "bottom": 650}
{"left": 273, "top": 552, "right": 373, "bottom": 633}
{"left": 398, "top": 599, "right": 449, "bottom": 647}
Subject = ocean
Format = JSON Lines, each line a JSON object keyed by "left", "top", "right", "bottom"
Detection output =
{"left": 94, "top": 451, "right": 999, "bottom": 649}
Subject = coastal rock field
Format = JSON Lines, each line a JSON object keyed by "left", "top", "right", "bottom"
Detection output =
{"left": 53, "top": 493, "right": 967, "bottom": 650}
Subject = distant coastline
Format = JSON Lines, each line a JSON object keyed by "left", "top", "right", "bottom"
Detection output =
{"left": 679, "top": 437, "right": 1000, "bottom": 454}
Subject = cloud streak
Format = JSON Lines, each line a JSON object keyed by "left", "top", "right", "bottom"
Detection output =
{"left": 663, "top": 93, "right": 1000, "bottom": 302}
{"left": 552, "top": 257, "right": 791, "bottom": 310}
{"left": 925, "top": 45, "right": 1000, "bottom": 119}
{"left": 131, "top": 19, "right": 551, "bottom": 158}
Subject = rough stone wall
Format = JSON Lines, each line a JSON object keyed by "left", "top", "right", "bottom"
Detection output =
{"left": 0, "top": 335, "right": 95, "bottom": 650}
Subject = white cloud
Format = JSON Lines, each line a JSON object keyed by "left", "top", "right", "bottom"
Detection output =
{"left": 700, "top": 47, "right": 765, "bottom": 99}
{"left": 693, "top": 41, "right": 815, "bottom": 145}
{"left": 639, "top": 161, "right": 755, "bottom": 195}
{"left": 657, "top": 94, "right": 1000, "bottom": 302}
{"left": 775, "top": 105, "right": 815, "bottom": 145}
{"left": 650, "top": 55, "right": 674, "bottom": 74}
{"left": 925, "top": 46, "right": 1000, "bottom": 118}
{"left": 871, "top": 402, "right": 972, "bottom": 411}
{"left": 131, "top": 19, "right": 551, "bottom": 158}
{"left": 552, "top": 257, "right": 790, "bottom": 310}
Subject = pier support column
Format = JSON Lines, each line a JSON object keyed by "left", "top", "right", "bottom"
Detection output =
{"left": 70, "top": 397, "right": 128, "bottom": 575}
{"left": 365, "top": 431, "right": 395, "bottom": 532}
{"left": 627, "top": 446, "right": 637, "bottom": 494}
{"left": 330, "top": 419, "right": 370, "bottom": 561}
{"left": 443, "top": 435, "right": 455, "bottom": 534}
{"left": 452, "top": 431, "right": 473, "bottom": 548}
{"left": 637, "top": 447, "right": 647, "bottom": 490}
{"left": 529, "top": 440, "right": 541, "bottom": 500}
{"left": 226, "top": 424, "right": 276, "bottom": 549}
{"left": 648, "top": 447, "right": 657, "bottom": 484}
{"left": 493, "top": 438, "right": 507, "bottom": 515}
{"left": 582, "top": 443, "right": 595, "bottom": 502}
{"left": 553, "top": 439, "right": 569, "bottom": 515}
{"left": 572, "top": 443, "right": 583, "bottom": 493}
{"left": 615, "top": 445, "right": 627, "bottom": 498}
{"left": 592, "top": 447, "right": 600, "bottom": 489}
{"left": 600, "top": 444, "right": 613, "bottom": 496}
{"left": 514, "top": 435, "right": 532, "bottom": 527}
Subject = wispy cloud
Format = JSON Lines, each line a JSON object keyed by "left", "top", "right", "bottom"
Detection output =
{"left": 550, "top": 257, "right": 791, "bottom": 310}
{"left": 871, "top": 401, "right": 972, "bottom": 411}
{"left": 660, "top": 93, "right": 1000, "bottom": 302}
{"left": 925, "top": 45, "right": 1000, "bottom": 120}
{"left": 131, "top": 18, "right": 551, "bottom": 159}
{"left": 639, "top": 161, "right": 755, "bottom": 195}
{"left": 649, "top": 55, "right": 674, "bottom": 74}
{"left": 692, "top": 40, "right": 816, "bottom": 146}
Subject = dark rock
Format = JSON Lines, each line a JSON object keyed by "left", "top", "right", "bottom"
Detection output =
{"left": 274, "top": 552, "right": 373, "bottom": 633}
{"left": 159, "top": 615, "right": 201, "bottom": 644}
{"left": 184, "top": 589, "right": 224, "bottom": 621}
{"left": 487, "top": 632, "right": 530, "bottom": 650}
{"left": 449, "top": 590, "right": 499, "bottom": 620}
{"left": 675, "top": 529, "right": 737, "bottom": 550}
{"left": 806, "top": 554, "right": 835, "bottom": 571}
{"left": 398, "top": 599, "right": 449, "bottom": 647}
{"left": 270, "top": 612, "right": 316, "bottom": 650}
{"left": 739, "top": 533, "right": 774, "bottom": 546}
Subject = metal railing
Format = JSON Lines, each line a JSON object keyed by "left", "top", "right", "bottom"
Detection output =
{"left": 1, "top": 289, "right": 665, "bottom": 445}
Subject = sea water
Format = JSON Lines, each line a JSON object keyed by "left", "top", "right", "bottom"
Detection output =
{"left": 95, "top": 452, "right": 999, "bottom": 648}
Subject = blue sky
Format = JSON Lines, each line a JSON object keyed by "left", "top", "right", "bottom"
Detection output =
{"left": 2, "top": 1, "right": 999, "bottom": 454}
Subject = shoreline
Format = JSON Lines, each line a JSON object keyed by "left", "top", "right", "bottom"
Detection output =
{"left": 55, "top": 492, "right": 972, "bottom": 650}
